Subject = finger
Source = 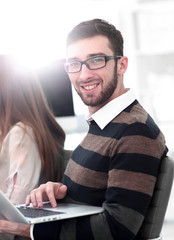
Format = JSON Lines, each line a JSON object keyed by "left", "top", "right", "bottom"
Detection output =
{"left": 57, "top": 185, "right": 67, "bottom": 199}
{"left": 35, "top": 188, "right": 45, "bottom": 208}
{"left": 25, "top": 188, "right": 44, "bottom": 207}
{"left": 25, "top": 194, "right": 31, "bottom": 206}
{"left": 45, "top": 182, "right": 58, "bottom": 207}
{"left": 30, "top": 189, "right": 41, "bottom": 207}
{"left": 29, "top": 184, "right": 47, "bottom": 208}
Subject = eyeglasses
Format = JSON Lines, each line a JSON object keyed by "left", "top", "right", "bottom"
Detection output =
{"left": 64, "top": 55, "right": 122, "bottom": 73}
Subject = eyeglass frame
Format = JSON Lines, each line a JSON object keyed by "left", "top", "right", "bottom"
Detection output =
{"left": 64, "top": 55, "right": 122, "bottom": 73}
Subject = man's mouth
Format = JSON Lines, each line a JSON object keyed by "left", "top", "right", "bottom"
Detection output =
{"left": 82, "top": 83, "right": 98, "bottom": 91}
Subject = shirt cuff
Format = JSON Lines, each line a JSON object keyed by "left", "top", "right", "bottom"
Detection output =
{"left": 30, "top": 224, "right": 35, "bottom": 240}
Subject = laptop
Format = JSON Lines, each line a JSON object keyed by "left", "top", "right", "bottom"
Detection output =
{"left": 0, "top": 190, "right": 104, "bottom": 224}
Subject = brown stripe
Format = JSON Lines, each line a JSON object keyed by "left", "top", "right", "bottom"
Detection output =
{"left": 80, "top": 133, "right": 113, "bottom": 156}
{"left": 65, "top": 159, "right": 108, "bottom": 189}
{"left": 114, "top": 133, "right": 166, "bottom": 159}
{"left": 81, "top": 133, "right": 165, "bottom": 159}
{"left": 108, "top": 169, "right": 156, "bottom": 196}
{"left": 112, "top": 103, "right": 148, "bottom": 124}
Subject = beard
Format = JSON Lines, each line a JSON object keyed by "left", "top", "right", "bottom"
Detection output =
{"left": 76, "top": 68, "right": 118, "bottom": 107}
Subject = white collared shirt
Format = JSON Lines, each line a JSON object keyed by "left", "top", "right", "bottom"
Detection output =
{"left": 86, "top": 89, "right": 136, "bottom": 130}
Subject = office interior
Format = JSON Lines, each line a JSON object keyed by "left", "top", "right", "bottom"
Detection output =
{"left": 0, "top": 0, "right": 174, "bottom": 238}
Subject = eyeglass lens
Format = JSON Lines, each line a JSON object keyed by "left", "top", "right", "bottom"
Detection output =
{"left": 65, "top": 56, "right": 106, "bottom": 73}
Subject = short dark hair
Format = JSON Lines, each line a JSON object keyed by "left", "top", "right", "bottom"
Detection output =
{"left": 66, "top": 18, "right": 124, "bottom": 56}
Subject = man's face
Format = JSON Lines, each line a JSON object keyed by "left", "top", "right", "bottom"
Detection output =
{"left": 66, "top": 35, "right": 118, "bottom": 111}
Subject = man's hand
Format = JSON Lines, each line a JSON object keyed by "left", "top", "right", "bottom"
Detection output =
{"left": 0, "top": 220, "right": 30, "bottom": 238}
{"left": 25, "top": 181, "right": 67, "bottom": 208}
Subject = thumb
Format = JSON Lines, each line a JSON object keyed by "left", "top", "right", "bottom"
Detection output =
{"left": 57, "top": 185, "right": 67, "bottom": 199}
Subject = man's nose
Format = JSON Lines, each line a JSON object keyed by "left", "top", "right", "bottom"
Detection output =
{"left": 79, "top": 63, "right": 93, "bottom": 80}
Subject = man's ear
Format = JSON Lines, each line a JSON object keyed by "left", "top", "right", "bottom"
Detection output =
{"left": 117, "top": 56, "right": 128, "bottom": 75}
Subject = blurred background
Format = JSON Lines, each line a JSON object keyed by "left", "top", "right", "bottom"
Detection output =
{"left": 0, "top": 0, "right": 174, "bottom": 238}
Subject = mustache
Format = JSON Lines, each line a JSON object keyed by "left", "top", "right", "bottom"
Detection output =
{"left": 78, "top": 78, "right": 101, "bottom": 85}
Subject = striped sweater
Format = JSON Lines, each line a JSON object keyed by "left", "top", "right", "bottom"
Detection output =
{"left": 34, "top": 100, "right": 167, "bottom": 240}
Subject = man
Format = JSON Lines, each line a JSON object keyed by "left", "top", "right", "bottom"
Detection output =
{"left": 0, "top": 18, "right": 167, "bottom": 240}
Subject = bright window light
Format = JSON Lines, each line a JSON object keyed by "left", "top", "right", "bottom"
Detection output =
{"left": 0, "top": 0, "right": 74, "bottom": 70}
{"left": 0, "top": 0, "right": 119, "bottom": 70}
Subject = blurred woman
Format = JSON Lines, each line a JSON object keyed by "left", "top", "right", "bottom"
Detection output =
{"left": 0, "top": 56, "right": 66, "bottom": 205}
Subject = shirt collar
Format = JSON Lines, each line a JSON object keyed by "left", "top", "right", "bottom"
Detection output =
{"left": 86, "top": 89, "right": 136, "bottom": 130}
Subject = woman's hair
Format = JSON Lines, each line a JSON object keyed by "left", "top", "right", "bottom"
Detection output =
{"left": 66, "top": 18, "right": 124, "bottom": 56}
{"left": 0, "top": 56, "right": 66, "bottom": 182}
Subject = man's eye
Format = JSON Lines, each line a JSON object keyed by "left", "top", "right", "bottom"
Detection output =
{"left": 93, "top": 57, "right": 104, "bottom": 63}
{"left": 70, "top": 62, "right": 79, "bottom": 67}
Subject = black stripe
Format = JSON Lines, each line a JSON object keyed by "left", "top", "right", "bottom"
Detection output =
{"left": 124, "top": 100, "right": 138, "bottom": 112}
{"left": 64, "top": 175, "right": 105, "bottom": 206}
{"left": 104, "top": 211, "right": 135, "bottom": 240}
{"left": 72, "top": 146, "right": 110, "bottom": 173}
{"left": 110, "top": 153, "right": 160, "bottom": 176}
{"left": 76, "top": 216, "right": 94, "bottom": 240}
{"left": 106, "top": 187, "right": 151, "bottom": 215}
{"left": 89, "top": 120, "right": 160, "bottom": 140}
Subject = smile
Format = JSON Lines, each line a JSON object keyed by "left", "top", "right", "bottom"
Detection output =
{"left": 83, "top": 84, "right": 98, "bottom": 91}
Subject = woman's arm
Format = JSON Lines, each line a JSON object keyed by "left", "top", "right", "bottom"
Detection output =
{"left": 0, "top": 220, "right": 31, "bottom": 238}
{"left": 3, "top": 123, "right": 41, "bottom": 204}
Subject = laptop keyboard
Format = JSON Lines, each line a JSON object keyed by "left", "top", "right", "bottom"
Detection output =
{"left": 17, "top": 206, "right": 65, "bottom": 218}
